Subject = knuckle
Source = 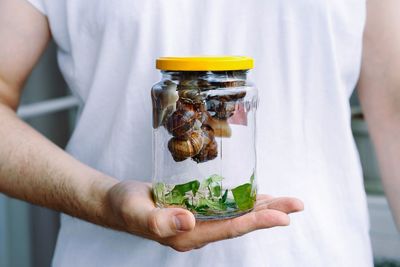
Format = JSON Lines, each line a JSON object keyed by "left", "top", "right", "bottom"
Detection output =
{"left": 147, "top": 212, "right": 162, "bottom": 237}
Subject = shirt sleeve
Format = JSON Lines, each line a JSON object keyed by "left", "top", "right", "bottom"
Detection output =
{"left": 24, "top": 0, "right": 46, "bottom": 15}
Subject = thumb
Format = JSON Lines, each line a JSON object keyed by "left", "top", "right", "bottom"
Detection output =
{"left": 147, "top": 208, "right": 196, "bottom": 238}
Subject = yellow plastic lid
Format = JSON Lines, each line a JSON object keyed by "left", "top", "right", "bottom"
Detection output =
{"left": 156, "top": 56, "right": 254, "bottom": 71}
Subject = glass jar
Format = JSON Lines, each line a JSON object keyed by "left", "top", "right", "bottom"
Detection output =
{"left": 151, "top": 56, "right": 258, "bottom": 220}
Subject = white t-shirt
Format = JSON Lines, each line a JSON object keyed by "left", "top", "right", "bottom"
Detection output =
{"left": 26, "top": 0, "right": 373, "bottom": 266}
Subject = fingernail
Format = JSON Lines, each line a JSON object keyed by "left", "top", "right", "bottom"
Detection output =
{"left": 174, "top": 214, "right": 191, "bottom": 232}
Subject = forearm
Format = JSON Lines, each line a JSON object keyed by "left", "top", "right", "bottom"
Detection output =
{"left": 358, "top": 0, "right": 400, "bottom": 230}
{"left": 0, "top": 103, "right": 121, "bottom": 229}
{"left": 365, "top": 111, "right": 400, "bottom": 229}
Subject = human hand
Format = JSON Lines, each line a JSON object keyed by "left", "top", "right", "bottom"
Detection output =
{"left": 107, "top": 180, "right": 304, "bottom": 252}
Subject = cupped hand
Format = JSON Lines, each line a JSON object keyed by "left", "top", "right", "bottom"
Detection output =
{"left": 107, "top": 180, "right": 304, "bottom": 252}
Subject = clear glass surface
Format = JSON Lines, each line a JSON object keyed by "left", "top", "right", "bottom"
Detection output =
{"left": 151, "top": 71, "right": 258, "bottom": 220}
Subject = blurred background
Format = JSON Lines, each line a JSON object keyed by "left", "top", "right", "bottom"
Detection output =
{"left": 0, "top": 42, "right": 399, "bottom": 267}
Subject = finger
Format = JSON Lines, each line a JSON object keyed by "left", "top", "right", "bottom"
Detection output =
{"left": 255, "top": 194, "right": 274, "bottom": 202}
{"left": 217, "top": 209, "right": 291, "bottom": 238}
{"left": 255, "top": 197, "right": 304, "bottom": 213}
{"left": 145, "top": 207, "right": 196, "bottom": 238}
{"left": 166, "top": 209, "right": 290, "bottom": 251}
{"left": 256, "top": 194, "right": 274, "bottom": 201}
{"left": 254, "top": 195, "right": 275, "bottom": 208}
{"left": 115, "top": 182, "right": 196, "bottom": 239}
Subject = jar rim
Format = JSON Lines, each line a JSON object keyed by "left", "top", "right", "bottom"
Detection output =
{"left": 156, "top": 56, "right": 254, "bottom": 71}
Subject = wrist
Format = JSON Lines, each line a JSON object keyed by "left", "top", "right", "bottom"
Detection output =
{"left": 86, "top": 173, "right": 122, "bottom": 230}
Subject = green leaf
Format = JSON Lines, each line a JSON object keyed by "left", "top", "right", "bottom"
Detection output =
{"left": 203, "top": 174, "right": 223, "bottom": 198}
{"left": 202, "top": 174, "right": 223, "bottom": 187}
{"left": 153, "top": 182, "right": 165, "bottom": 202}
{"left": 207, "top": 174, "right": 224, "bottom": 183}
{"left": 198, "top": 198, "right": 227, "bottom": 211}
{"left": 154, "top": 174, "right": 257, "bottom": 216}
{"left": 165, "top": 190, "right": 186, "bottom": 205}
{"left": 220, "top": 189, "right": 228, "bottom": 204}
{"left": 225, "top": 198, "right": 238, "bottom": 209}
{"left": 232, "top": 183, "right": 255, "bottom": 211}
{"left": 194, "top": 205, "right": 209, "bottom": 213}
{"left": 184, "top": 199, "right": 195, "bottom": 209}
{"left": 210, "top": 184, "right": 221, "bottom": 197}
{"left": 172, "top": 180, "right": 200, "bottom": 196}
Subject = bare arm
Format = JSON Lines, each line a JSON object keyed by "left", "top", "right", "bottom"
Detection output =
{"left": 0, "top": 0, "right": 121, "bottom": 229}
{"left": 0, "top": 0, "right": 303, "bottom": 251}
{"left": 358, "top": 0, "right": 400, "bottom": 229}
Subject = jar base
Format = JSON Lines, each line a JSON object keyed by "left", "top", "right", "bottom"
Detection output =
{"left": 194, "top": 208, "right": 253, "bottom": 221}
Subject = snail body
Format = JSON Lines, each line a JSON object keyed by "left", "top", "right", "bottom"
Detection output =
{"left": 205, "top": 116, "right": 232, "bottom": 138}
{"left": 151, "top": 82, "right": 179, "bottom": 128}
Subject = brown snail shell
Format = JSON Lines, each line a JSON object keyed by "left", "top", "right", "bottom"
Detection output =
{"left": 168, "top": 131, "right": 204, "bottom": 162}
{"left": 192, "top": 126, "right": 218, "bottom": 163}
{"left": 207, "top": 100, "right": 236, "bottom": 120}
{"left": 201, "top": 124, "right": 215, "bottom": 140}
{"left": 209, "top": 80, "right": 246, "bottom": 88}
{"left": 165, "top": 109, "right": 197, "bottom": 137}
{"left": 176, "top": 99, "right": 207, "bottom": 115}
{"left": 206, "top": 91, "right": 246, "bottom": 120}
{"left": 178, "top": 89, "right": 205, "bottom": 104}
{"left": 192, "top": 138, "right": 218, "bottom": 163}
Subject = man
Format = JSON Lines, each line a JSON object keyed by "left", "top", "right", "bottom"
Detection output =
{"left": 0, "top": 0, "right": 398, "bottom": 266}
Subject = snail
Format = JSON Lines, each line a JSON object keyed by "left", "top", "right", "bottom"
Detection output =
{"left": 197, "top": 79, "right": 215, "bottom": 90}
{"left": 207, "top": 99, "right": 236, "bottom": 120}
{"left": 151, "top": 81, "right": 179, "bottom": 128}
{"left": 192, "top": 125, "right": 218, "bottom": 163}
{"left": 209, "top": 80, "right": 246, "bottom": 88}
{"left": 177, "top": 98, "right": 206, "bottom": 113}
{"left": 200, "top": 124, "right": 215, "bottom": 140}
{"left": 193, "top": 138, "right": 218, "bottom": 163}
{"left": 205, "top": 115, "right": 232, "bottom": 138}
{"left": 168, "top": 130, "right": 204, "bottom": 162}
{"left": 178, "top": 88, "right": 205, "bottom": 104}
{"left": 206, "top": 91, "right": 246, "bottom": 120}
{"left": 165, "top": 109, "right": 198, "bottom": 137}
{"left": 209, "top": 71, "right": 247, "bottom": 88}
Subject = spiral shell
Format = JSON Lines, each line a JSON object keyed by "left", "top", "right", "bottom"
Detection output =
{"left": 165, "top": 109, "right": 197, "bottom": 137}
{"left": 192, "top": 125, "right": 218, "bottom": 163}
{"left": 168, "top": 131, "right": 204, "bottom": 162}
{"left": 210, "top": 80, "right": 246, "bottom": 88}
{"left": 207, "top": 100, "right": 236, "bottom": 120}
{"left": 178, "top": 89, "right": 205, "bottom": 104}
{"left": 206, "top": 91, "right": 246, "bottom": 120}
{"left": 192, "top": 139, "right": 218, "bottom": 163}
